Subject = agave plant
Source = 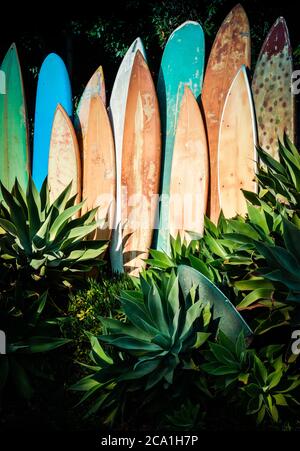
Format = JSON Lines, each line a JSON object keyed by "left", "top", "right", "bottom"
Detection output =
{"left": 72, "top": 266, "right": 253, "bottom": 422}
{"left": 99, "top": 271, "right": 213, "bottom": 389}
{"left": 202, "top": 333, "right": 300, "bottom": 425}
{"left": 249, "top": 135, "right": 300, "bottom": 219}
{"left": 72, "top": 270, "right": 214, "bottom": 419}
{"left": 254, "top": 218, "right": 300, "bottom": 303}
{"left": 0, "top": 178, "right": 107, "bottom": 287}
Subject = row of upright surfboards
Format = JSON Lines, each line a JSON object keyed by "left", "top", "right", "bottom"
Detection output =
{"left": 0, "top": 5, "right": 295, "bottom": 275}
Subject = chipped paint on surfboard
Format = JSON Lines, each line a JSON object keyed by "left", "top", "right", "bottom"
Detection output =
{"left": 109, "top": 38, "right": 146, "bottom": 273}
{"left": 74, "top": 65, "right": 106, "bottom": 158}
{"left": 218, "top": 66, "right": 257, "bottom": 218}
{"left": 202, "top": 4, "right": 251, "bottom": 224}
{"left": 33, "top": 53, "right": 72, "bottom": 191}
{"left": 156, "top": 21, "right": 205, "bottom": 254}
{"left": 48, "top": 104, "right": 81, "bottom": 204}
{"left": 252, "top": 17, "right": 295, "bottom": 160}
{"left": 169, "top": 86, "right": 209, "bottom": 241}
{"left": 121, "top": 51, "right": 161, "bottom": 276}
{"left": 82, "top": 95, "right": 116, "bottom": 241}
{"left": 0, "top": 43, "right": 30, "bottom": 193}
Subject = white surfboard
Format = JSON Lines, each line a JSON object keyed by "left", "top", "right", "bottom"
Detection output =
{"left": 218, "top": 66, "right": 257, "bottom": 218}
{"left": 109, "top": 37, "right": 146, "bottom": 273}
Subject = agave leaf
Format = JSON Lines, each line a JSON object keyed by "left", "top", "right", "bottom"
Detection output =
{"left": 71, "top": 375, "right": 102, "bottom": 392}
{"left": 255, "top": 241, "right": 300, "bottom": 278}
{"left": 189, "top": 255, "right": 214, "bottom": 281}
{"left": 227, "top": 220, "right": 261, "bottom": 240}
{"left": 234, "top": 278, "right": 274, "bottom": 291}
{"left": 165, "top": 274, "right": 180, "bottom": 326}
{"left": 51, "top": 182, "right": 73, "bottom": 213}
{"left": 40, "top": 177, "right": 49, "bottom": 211}
{"left": 28, "top": 292, "right": 48, "bottom": 327}
{"left": 247, "top": 203, "right": 269, "bottom": 236}
{"left": 0, "top": 182, "right": 30, "bottom": 253}
{"left": 204, "top": 216, "right": 219, "bottom": 237}
{"left": 148, "top": 249, "right": 176, "bottom": 269}
{"left": 13, "top": 336, "right": 72, "bottom": 353}
{"left": 120, "top": 296, "right": 156, "bottom": 332}
{"left": 178, "top": 265, "right": 252, "bottom": 341}
{"left": 65, "top": 223, "right": 97, "bottom": 240}
{"left": 242, "top": 189, "right": 261, "bottom": 206}
{"left": 257, "top": 146, "right": 287, "bottom": 177}
{"left": 204, "top": 234, "right": 227, "bottom": 258}
{"left": 284, "top": 134, "right": 300, "bottom": 159}
{"left": 180, "top": 300, "right": 204, "bottom": 343}
{"left": 279, "top": 140, "right": 300, "bottom": 170}
{"left": 282, "top": 218, "right": 300, "bottom": 263}
{"left": 12, "top": 179, "right": 28, "bottom": 216}
{"left": 49, "top": 202, "right": 84, "bottom": 240}
{"left": 99, "top": 335, "right": 161, "bottom": 354}
{"left": 26, "top": 178, "right": 42, "bottom": 239}
{"left": 147, "top": 283, "right": 169, "bottom": 333}
{"left": 99, "top": 317, "right": 152, "bottom": 341}
{"left": 237, "top": 289, "right": 274, "bottom": 310}
{"left": 0, "top": 218, "right": 18, "bottom": 236}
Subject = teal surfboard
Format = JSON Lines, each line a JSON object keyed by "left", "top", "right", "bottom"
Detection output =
{"left": 33, "top": 53, "right": 72, "bottom": 191}
{"left": 0, "top": 44, "right": 29, "bottom": 193}
{"left": 156, "top": 21, "right": 205, "bottom": 253}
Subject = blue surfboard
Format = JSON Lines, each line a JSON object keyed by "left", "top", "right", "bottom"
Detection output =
{"left": 33, "top": 53, "right": 72, "bottom": 190}
{"left": 155, "top": 21, "right": 205, "bottom": 253}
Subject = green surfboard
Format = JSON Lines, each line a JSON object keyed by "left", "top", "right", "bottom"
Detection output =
{"left": 0, "top": 43, "right": 29, "bottom": 193}
{"left": 156, "top": 21, "right": 205, "bottom": 253}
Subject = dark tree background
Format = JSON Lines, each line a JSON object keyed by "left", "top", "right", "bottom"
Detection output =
{"left": 0, "top": 0, "right": 299, "bottom": 128}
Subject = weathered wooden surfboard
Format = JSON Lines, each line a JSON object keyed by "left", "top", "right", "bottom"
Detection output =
{"left": 48, "top": 104, "right": 81, "bottom": 204}
{"left": 121, "top": 51, "right": 161, "bottom": 276}
{"left": 33, "top": 53, "right": 72, "bottom": 191}
{"left": 252, "top": 17, "right": 295, "bottom": 160}
{"left": 218, "top": 66, "right": 257, "bottom": 218}
{"left": 82, "top": 95, "right": 116, "bottom": 241}
{"left": 74, "top": 65, "right": 106, "bottom": 157}
{"left": 109, "top": 38, "right": 146, "bottom": 273}
{"left": 0, "top": 43, "right": 29, "bottom": 193}
{"left": 169, "top": 86, "right": 209, "bottom": 241}
{"left": 202, "top": 4, "right": 251, "bottom": 224}
{"left": 156, "top": 21, "right": 205, "bottom": 253}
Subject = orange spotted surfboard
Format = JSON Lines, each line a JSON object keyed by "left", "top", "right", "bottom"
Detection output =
{"left": 218, "top": 66, "right": 257, "bottom": 218}
{"left": 82, "top": 95, "right": 116, "bottom": 241}
{"left": 252, "top": 17, "right": 295, "bottom": 160}
{"left": 202, "top": 4, "right": 251, "bottom": 223}
{"left": 169, "top": 86, "right": 209, "bottom": 241}
{"left": 48, "top": 104, "right": 81, "bottom": 203}
{"left": 121, "top": 51, "right": 161, "bottom": 276}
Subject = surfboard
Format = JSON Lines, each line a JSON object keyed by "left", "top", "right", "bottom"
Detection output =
{"left": 74, "top": 65, "right": 106, "bottom": 157}
{"left": 202, "top": 4, "right": 251, "bottom": 224}
{"left": 121, "top": 51, "right": 161, "bottom": 276}
{"left": 0, "top": 43, "right": 29, "bottom": 193}
{"left": 109, "top": 37, "right": 146, "bottom": 273}
{"left": 156, "top": 21, "right": 205, "bottom": 253}
{"left": 252, "top": 17, "right": 295, "bottom": 160}
{"left": 33, "top": 53, "right": 72, "bottom": 191}
{"left": 169, "top": 86, "right": 209, "bottom": 241}
{"left": 48, "top": 104, "right": 81, "bottom": 204}
{"left": 218, "top": 66, "right": 257, "bottom": 218}
{"left": 82, "top": 95, "right": 116, "bottom": 241}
